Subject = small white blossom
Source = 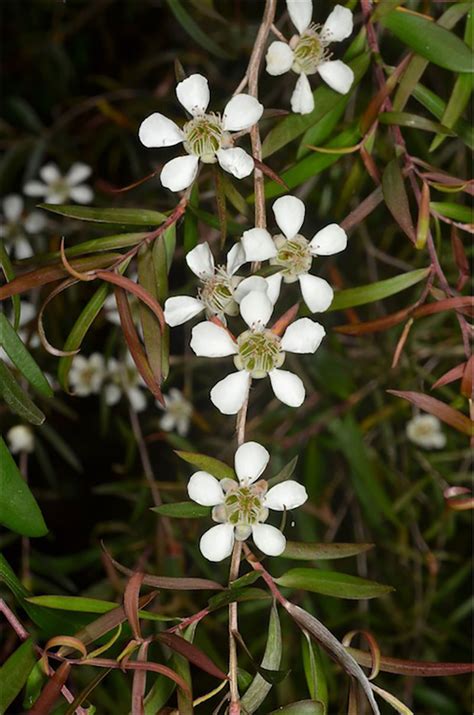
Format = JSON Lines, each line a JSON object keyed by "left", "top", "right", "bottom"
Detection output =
{"left": 187, "top": 441, "right": 308, "bottom": 561}
{"left": 266, "top": 1, "right": 354, "bottom": 114}
{"left": 138, "top": 74, "right": 264, "bottom": 192}
{"left": 0, "top": 195, "right": 46, "bottom": 259}
{"left": 7, "top": 425, "right": 34, "bottom": 454}
{"left": 406, "top": 414, "right": 446, "bottom": 450}
{"left": 69, "top": 353, "right": 106, "bottom": 396}
{"left": 159, "top": 388, "right": 193, "bottom": 436}
{"left": 104, "top": 354, "right": 147, "bottom": 412}
{"left": 190, "top": 290, "right": 325, "bottom": 414}
{"left": 24, "top": 163, "right": 93, "bottom": 205}
{"left": 240, "top": 196, "right": 346, "bottom": 313}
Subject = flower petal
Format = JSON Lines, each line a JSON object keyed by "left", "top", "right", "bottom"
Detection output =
{"left": 222, "top": 94, "right": 264, "bottom": 131}
{"left": 234, "top": 276, "right": 269, "bottom": 304}
{"left": 265, "top": 272, "right": 283, "bottom": 305}
{"left": 234, "top": 441, "right": 270, "bottom": 485}
{"left": 164, "top": 296, "right": 204, "bottom": 326}
{"left": 252, "top": 523, "right": 286, "bottom": 556}
{"left": 265, "top": 480, "right": 308, "bottom": 511}
{"left": 190, "top": 321, "right": 238, "bottom": 357}
{"left": 239, "top": 290, "right": 273, "bottom": 329}
{"left": 14, "top": 238, "right": 33, "bottom": 260}
{"left": 309, "top": 223, "right": 347, "bottom": 255}
{"left": 226, "top": 242, "right": 247, "bottom": 275}
{"left": 3, "top": 195, "right": 23, "bottom": 222}
{"left": 40, "top": 163, "right": 61, "bottom": 184}
{"left": 160, "top": 155, "right": 199, "bottom": 192}
{"left": 210, "top": 371, "right": 251, "bottom": 415}
{"left": 216, "top": 148, "right": 254, "bottom": 179}
{"left": 23, "top": 181, "right": 47, "bottom": 198}
{"left": 266, "top": 41, "right": 294, "bottom": 76}
{"left": 66, "top": 162, "right": 92, "bottom": 185}
{"left": 69, "top": 185, "right": 94, "bottom": 204}
{"left": 176, "top": 74, "right": 210, "bottom": 116}
{"left": 23, "top": 211, "right": 47, "bottom": 233}
{"left": 287, "top": 0, "right": 313, "bottom": 34}
{"left": 269, "top": 369, "right": 305, "bottom": 407}
{"left": 318, "top": 60, "right": 354, "bottom": 94}
{"left": 322, "top": 4, "right": 353, "bottom": 42}
{"left": 290, "top": 73, "right": 315, "bottom": 115}
{"left": 299, "top": 274, "right": 334, "bottom": 312}
{"left": 128, "top": 387, "right": 147, "bottom": 412}
{"left": 241, "top": 227, "right": 277, "bottom": 261}
{"left": 272, "top": 195, "right": 305, "bottom": 239}
{"left": 280, "top": 317, "right": 325, "bottom": 353}
{"left": 186, "top": 241, "right": 215, "bottom": 278}
{"left": 104, "top": 383, "right": 121, "bottom": 405}
{"left": 138, "top": 112, "right": 184, "bottom": 148}
{"left": 200, "top": 523, "right": 235, "bottom": 561}
{"left": 187, "top": 471, "right": 225, "bottom": 506}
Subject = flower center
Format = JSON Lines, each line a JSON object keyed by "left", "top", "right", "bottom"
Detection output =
{"left": 198, "top": 267, "right": 238, "bottom": 317}
{"left": 234, "top": 328, "right": 284, "bottom": 378}
{"left": 292, "top": 27, "right": 328, "bottom": 75}
{"left": 224, "top": 483, "right": 267, "bottom": 528}
{"left": 183, "top": 113, "right": 226, "bottom": 163}
{"left": 270, "top": 234, "right": 313, "bottom": 281}
{"left": 50, "top": 178, "right": 70, "bottom": 201}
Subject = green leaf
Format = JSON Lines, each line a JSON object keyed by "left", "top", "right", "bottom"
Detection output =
{"left": 381, "top": 10, "right": 473, "bottom": 72}
{"left": 267, "top": 456, "right": 298, "bottom": 487}
{"left": 175, "top": 450, "right": 235, "bottom": 479}
{"left": 430, "top": 201, "right": 472, "bottom": 223}
{"left": 151, "top": 502, "right": 211, "bottom": 519}
{"left": 0, "top": 314, "right": 53, "bottom": 397}
{"left": 302, "top": 635, "right": 328, "bottom": 711}
{"left": 208, "top": 587, "right": 270, "bottom": 611}
{"left": 0, "top": 361, "right": 45, "bottom": 424}
{"left": 26, "top": 595, "right": 176, "bottom": 622}
{"left": 51, "top": 232, "right": 148, "bottom": 259}
{"left": 382, "top": 158, "right": 416, "bottom": 241}
{"left": 0, "top": 437, "right": 47, "bottom": 537}
{"left": 412, "top": 82, "right": 473, "bottom": 149}
{"left": 297, "top": 100, "right": 348, "bottom": 160}
{"left": 275, "top": 568, "right": 393, "bottom": 599}
{"left": 282, "top": 542, "right": 374, "bottom": 561}
{"left": 0, "top": 240, "right": 20, "bottom": 329}
{"left": 327, "top": 267, "right": 430, "bottom": 312}
{"left": 241, "top": 604, "right": 282, "bottom": 713}
{"left": 188, "top": 205, "right": 245, "bottom": 235}
{"left": 39, "top": 204, "right": 166, "bottom": 226}
{"left": 0, "top": 638, "right": 36, "bottom": 715}
{"left": 166, "top": 0, "right": 232, "bottom": 59}
{"left": 269, "top": 701, "right": 325, "bottom": 714}
{"left": 378, "top": 111, "right": 456, "bottom": 135}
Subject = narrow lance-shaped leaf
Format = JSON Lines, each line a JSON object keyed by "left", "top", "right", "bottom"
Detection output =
{"left": 157, "top": 633, "right": 228, "bottom": 681}
{"left": 0, "top": 638, "right": 36, "bottom": 715}
{"left": 382, "top": 159, "right": 416, "bottom": 242}
{"left": 152, "top": 502, "right": 211, "bottom": 519}
{"left": 327, "top": 268, "right": 430, "bottom": 312}
{"left": 138, "top": 243, "right": 163, "bottom": 383}
{"left": 39, "top": 204, "right": 166, "bottom": 226}
{"left": 166, "top": 0, "right": 232, "bottom": 59}
{"left": 175, "top": 450, "right": 236, "bottom": 479}
{"left": 0, "top": 360, "right": 45, "bottom": 425}
{"left": 275, "top": 568, "right": 393, "bottom": 599}
{"left": 0, "top": 239, "right": 21, "bottom": 329}
{"left": 0, "top": 313, "right": 53, "bottom": 397}
{"left": 282, "top": 542, "right": 373, "bottom": 561}
{"left": 241, "top": 604, "right": 282, "bottom": 713}
{"left": 268, "top": 701, "right": 324, "bottom": 714}
{"left": 387, "top": 390, "right": 473, "bottom": 436}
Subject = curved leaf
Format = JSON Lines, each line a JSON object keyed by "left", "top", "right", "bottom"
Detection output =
{"left": 241, "top": 604, "right": 282, "bottom": 713}
{"left": 39, "top": 204, "right": 166, "bottom": 226}
{"left": 275, "top": 568, "right": 393, "bottom": 599}
{"left": 0, "top": 314, "right": 53, "bottom": 397}
{"left": 282, "top": 542, "right": 374, "bottom": 561}
{"left": 0, "top": 437, "right": 47, "bottom": 537}
{"left": 327, "top": 268, "right": 430, "bottom": 312}
{"left": 0, "top": 361, "right": 45, "bottom": 425}
{"left": 175, "top": 450, "right": 236, "bottom": 479}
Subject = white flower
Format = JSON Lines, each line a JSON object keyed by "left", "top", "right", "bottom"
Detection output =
{"left": 104, "top": 354, "right": 147, "bottom": 412}
{"left": 266, "top": 2, "right": 354, "bottom": 114}
{"left": 240, "top": 196, "right": 346, "bottom": 313}
{"left": 190, "top": 290, "right": 325, "bottom": 414}
{"left": 69, "top": 353, "right": 106, "bottom": 396}
{"left": 138, "top": 73, "right": 264, "bottom": 192}
{"left": 0, "top": 194, "right": 46, "bottom": 259}
{"left": 24, "top": 163, "right": 93, "bottom": 205}
{"left": 187, "top": 441, "right": 308, "bottom": 561}
{"left": 159, "top": 388, "right": 193, "bottom": 436}
{"left": 7, "top": 425, "right": 35, "bottom": 454}
{"left": 406, "top": 414, "right": 446, "bottom": 450}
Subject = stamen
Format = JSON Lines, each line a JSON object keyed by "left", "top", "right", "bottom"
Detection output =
{"left": 270, "top": 235, "right": 313, "bottom": 281}
{"left": 183, "top": 112, "right": 224, "bottom": 162}
{"left": 198, "top": 266, "right": 237, "bottom": 317}
{"left": 234, "top": 328, "right": 285, "bottom": 378}
{"left": 292, "top": 25, "right": 332, "bottom": 75}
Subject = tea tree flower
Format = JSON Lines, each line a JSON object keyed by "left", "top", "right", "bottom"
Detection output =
{"left": 159, "top": 388, "right": 193, "bottom": 436}
{"left": 104, "top": 354, "right": 147, "bottom": 412}
{"left": 139, "top": 74, "right": 264, "bottom": 192}
{"left": 266, "top": 1, "right": 354, "bottom": 114}
{"left": 406, "top": 414, "right": 446, "bottom": 450}
{"left": 7, "top": 425, "right": 35, "bottom": 454}
{"left": 187, "top": 441, "right": 308, "bottom": 561}
{"left": 0, "top": 194, "right": 46, "bottom": 259}
{"left": 69, "top": 353, "right": 106, "bottom": 396}
{"left": 24, "top": 163, "right": 93, "bottom": 204}
{"left": 241, "top": 196, "right": 347, "bottom": 313}
{"left": 190, "top": 290, "right": 325, "bottom": 414}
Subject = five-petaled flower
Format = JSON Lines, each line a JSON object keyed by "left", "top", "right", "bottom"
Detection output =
{"left": 240, "top": 195, "right": 347, "bottom": 313}
{"left": 138, "top": 74, "right": 264, "bottom": 192}
{"left": 69, "top": 353, "right": 106, "bottom": 397}
{"left": 187, "top": 441, "right": 308, "bottom": 561}
{"left": 24, "top": 163, "right": 94, "bottom": 205}
{"left": 104, "top": 354, "right": 147, "bottom": 412}
{"left": 266, "top": 1, "right": 354, "bottom": 114}
{"left": 190, "top": 290, "right": 325, "bottom": 414}
{"left": 0, "top": 195, "right": 46, "bottom": 259}
{"left": 406, "top": 414, "right": 446, "bottom": 450}
{"left": 159, "top": 388, "right": 193, "bottom": 437}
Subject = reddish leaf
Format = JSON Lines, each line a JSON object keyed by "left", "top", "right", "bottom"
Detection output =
{"left": 157, "top": 632, "right": 228, "bottom": 680}
{"left": 347, "top": 646, "right": 474, "bottom": 676}
{"left": 253, "top": 158, "right": 289, "bottom": 190}
{"left": 98, "top": 271, "right": 164, "bottom": 331}
{"left": 451, "top": 228, "right": 470, "bottom": 291}
{"left": 124, "top": 571, "right": 144, "bottom": 641}
{"left": 432, "top": 363, "right": 466, "bottom": 390}
{"left": 387, "top": 390, "right": 473, "bottom": 436}
{"left": 131, "top": 641, "right": 149, "bottom": 715}
{"left": 271, "top": 303, "right": 300, "bottom": 336}
{"left": 444, "top": 486, "right": 474, "bottom": 511}
{"left": 461, "top": 355, "right": 474, "bottom": 399}
{"left": 360, "top": 58, "right": 409, "bottom": 135}
{"left": 76, "top": 657, "right": 191, "bottom": 696}
{"left": 382, "top": 159, "right": 416, "bottom": 243}
{"left": 29, "top": 661, "right": 71, "bottom": 715}
{"left": 415, "top": 181, "right": 430, "bottom": 249}
{"left": 341, "top": 186, "right": 383, "bottom": 232}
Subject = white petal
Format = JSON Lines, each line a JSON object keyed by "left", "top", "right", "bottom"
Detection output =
{"left": 164, "top": 296, "right": 204, "bottom": 326}
{"left": 104, "top": 383, "right": 121, "bottom": 405}
{"left": 69, "top": 185, "right": 94, "bottom": 204}
{"left": 19, "top": 302, "right": 36, "bottom": 326}
{"left": 310, "top": 223, "right": 347, "bottom": 255}
{"left": 272, "top": 195, "right": 305, "bottom": 239}
{"left": 287, "top": 0, "right": 313, "bottom": 34}
{"left": 266, "top": 41, "right": 294, "bottom": 76}
{"left": 23, "top": 181, "right": 47, "bottom": 198}
{"left": 128, "top": 387, "right": 147, "bottom": 412}
{"left": 265, "top": 272, "right": 283, "bottom": 305}
{"left": 234, "top": 441, "right": 270, "bottom": 485}
{"left": 14, "top": 238, "right": 33, "bottom": 259}
{"left": 23, "top": 211, "right": 46, "bottom": 233}
{"left": 265, "top": 480, "right": 308, "bottom": 510}
{"left": 322, "top": 5, "right": 353, "bottom": 42}
{"left": 299, "top": 274, "right": 334, "bottom": 312}
{"left": 3, "top": 195, "right": 23, "bottom": 222}
{"left": 187, "top": 471, "right": 225, "bottom": 506}
{"left": 241, "top": 227, "right": 277, "bottom": 261}
{"left": 190, "top": 321, "right": 237, "bottom": 357}
{"left": 176, "top": 74, "right": 210, "bottom": 116}
{"left": 160, "top": 155, "right": 199, "bottom": 192}
{"left": 210, "top": 371, "right": 251, "bottom": 415}
{"left": 234, "top": 276, "right": 268, "bottom": 304}
{"left": 186, "top": 242, "right": 215, "bottom": 278}
{"left": 252, "top": 523, "right": 286, "bottom": 556}
{"left": 239, "top": 291, "right": 273, "bottom": 329}
{"left": 216, "top": 148, "right": 254, "bottom": 180}
{"left": 280, "top": 318, "right": 325, "bottom": 353}
{"left": 226, "top": 242, "right": 247, "bottom": 275}
{"left": 66, "top": 162, "right": 92, "bottom": 185}
{"left": 159, "top": 413, "right": 176, "bottom": 431}
{"left": 290, "top": 73, "right": 315, "bottom": 115}
{"left": 138, "top": 113, "right": 184, "bottom": 148}
{"left": 318, "top": 60, "right": 354, "bottom": 94}
{"left": 200, "top": 523, "right": 234, "bottom": 562}
{"left": 269, "top": 369, "right": 305, "bottom": 407}
{"left": 222, "top": 94, "right": 264, "bottom": 132}
{"left": 40, "top": 163, "right": 61, "bottom": 184}
{"left": 44, "top": 191, "right": 64, "bottom": 204}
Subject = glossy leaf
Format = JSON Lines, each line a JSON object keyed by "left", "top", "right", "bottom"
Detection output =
{"left": 430, "top": 201, "right": 472, "bottom": 223}
{"left": 327, "top": 268, "right": 430, "bottom": 312}
{"left": 0, "top": 361, "right": 45, "bottom": 425}
{"left": 26, "top": 595, "right": 176, "bottom": 622}
{"left": 152, "top": 502, "right": 210, "bottom": 518}
{"left": 241, "top": 604, "right": 282, "bottom": 713}
{"left": 0, "top": 638, "right": 36, "bottom": 715}
{"left": 39, "top": 203, "right": 166, "bottom": 226}
{"left": 175, "top": 450, "right": 236, "bottom": 479}
{"left": 282, "top": 541, "right": 374, "bottom": 561}
{"left": 0, "top": 437, "right": 47, "bottom": 536}
{"left": 0, "top": 313, "right": 53, "bottom": 397}
{"left": 387, "top": 390, "right": 473, "bottom": 436}
{"left": 275, "top": 568, "right": 393, "bottom": 599}
{"left": 382, "top": 159, "right": 416, "bottom": 242}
